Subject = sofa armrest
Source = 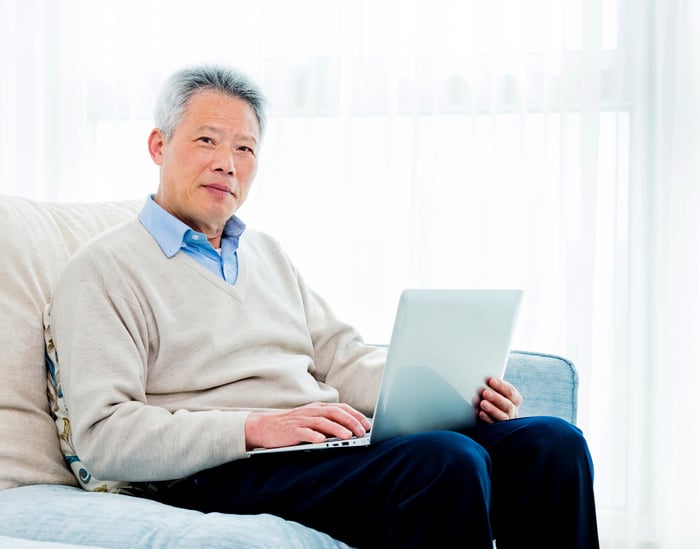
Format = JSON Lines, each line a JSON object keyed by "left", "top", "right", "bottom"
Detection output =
{"left": 504, "top": 351, "right": 578, "bottom": 424}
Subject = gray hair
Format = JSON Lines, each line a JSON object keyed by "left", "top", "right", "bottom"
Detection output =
{"left": 154, "top": 65, "right": 267, "bottom": 140}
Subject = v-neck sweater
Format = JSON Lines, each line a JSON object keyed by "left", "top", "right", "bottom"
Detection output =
{"left": 47, "top": 218, "right": 385, "bottom": 482}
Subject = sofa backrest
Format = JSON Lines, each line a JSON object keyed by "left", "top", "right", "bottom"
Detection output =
{"left": 0, "top": 194, "right": 141, "bottom": 490}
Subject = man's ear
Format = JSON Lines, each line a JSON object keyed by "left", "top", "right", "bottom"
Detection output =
{"left": 148, "top": 129, "right": 166, "bottom": 165}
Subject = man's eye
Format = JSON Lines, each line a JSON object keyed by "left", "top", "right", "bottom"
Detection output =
{"left": 238, "top": 146, "right": 255, "bottom": 155}
{"left": 198, "top": 137, "right": 214, "bottom": 145}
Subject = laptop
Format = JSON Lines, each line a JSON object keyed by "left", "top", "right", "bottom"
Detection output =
{"left": 248, "top": 288, "right": 524, "bottom": 455}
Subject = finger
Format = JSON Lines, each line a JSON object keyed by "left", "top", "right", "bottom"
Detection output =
{"left": 308, "top": 403, "right": 369, "bottom": 436}
{"left": 479, "top": 409, "right": 494, "bottom": 424}
{"left": 296, "top": 427, "right": 331, "bottom": 444}
{"left": 487, "top": 378, "right": 523, "bottom": 407}
{"left": 303, "top": 415, "right": 357, "bottom": 439}
{"left": 480, "top": 398, "right": 510, "bottom": 422}
{"left": 482, "top": 388, "right": 514, "bottom": 415}
{"left": 336, "top": 402, "right": 372, "bottom": 425}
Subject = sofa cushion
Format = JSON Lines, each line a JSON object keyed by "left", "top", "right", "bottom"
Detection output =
{"left": 0, "top": 484, "right": 350, "bottom": 548}
{"left": 0, "top": 535, "right": 103, "bottom": 549}
{"left": 0, "top": 195, "right": 141, "bottom": 490}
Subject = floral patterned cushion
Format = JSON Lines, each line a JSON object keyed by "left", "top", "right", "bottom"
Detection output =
{"left": 44, "top": 305, "right": 138, "bottom": 494}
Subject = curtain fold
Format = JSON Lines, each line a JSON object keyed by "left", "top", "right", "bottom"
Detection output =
{"left": 0, "top": 1, "right": 697, "bottom": 546}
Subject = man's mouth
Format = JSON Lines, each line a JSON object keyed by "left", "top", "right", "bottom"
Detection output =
{"left": 203, "top": 184, "right": 233, "bottom": 196}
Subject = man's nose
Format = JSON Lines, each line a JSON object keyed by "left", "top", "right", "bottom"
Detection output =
{"left": 213, "top": 149, "right": 236, "bottom": 176}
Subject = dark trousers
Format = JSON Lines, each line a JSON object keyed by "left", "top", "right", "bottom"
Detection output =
{"left": 153, "top": 416, "right": 599, "bottom": 548}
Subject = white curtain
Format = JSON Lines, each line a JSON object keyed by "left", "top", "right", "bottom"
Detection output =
{"left": 644, "top": 0, "right": 700, "bottom": 545}
{"left": 1, "top": 0, "right": 698, "bottom": 546}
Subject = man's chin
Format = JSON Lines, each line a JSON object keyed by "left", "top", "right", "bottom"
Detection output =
{"left": 205, "top": 200, "right": 238, "bottom": 222}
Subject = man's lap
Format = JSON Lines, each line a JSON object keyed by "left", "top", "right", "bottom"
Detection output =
{"left": 150, "top": 416, "right": 593, "bottom": 548}
{"left": 158, "top": 416, "right": 581, "bottom": 513}
{"left": 153, "top": 429, "right": 496, "bottom": 546}
{"left": 165, "top": 429, "right": 493, "bottom": 511}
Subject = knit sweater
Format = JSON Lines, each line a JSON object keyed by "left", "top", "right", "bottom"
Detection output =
{"left": 48, "top": 218, "right": 385, "bottom": 483}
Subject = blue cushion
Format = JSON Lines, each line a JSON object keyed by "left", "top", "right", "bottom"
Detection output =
{"left": 504, "top": 351, "right": 578, "bottom": 424}
{"left": 0, "top": 536, "right": 102, "bottom": 548}
{"left": 0, "top": 484, "right": 350, "bottom": 549}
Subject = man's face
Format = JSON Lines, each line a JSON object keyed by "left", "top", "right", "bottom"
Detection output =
{"left": 148, "top": 91, "right": 260, "bottom": 238}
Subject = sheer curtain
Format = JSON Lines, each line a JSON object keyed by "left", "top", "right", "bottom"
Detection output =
{"left": 645, "top": 1, "right": 700, "bottom": 545}
{"left": 1, "top": 0, "right": 698, "bottom": 546}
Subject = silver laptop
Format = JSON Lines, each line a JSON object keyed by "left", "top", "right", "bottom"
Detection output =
{"left": 248, "top": 288, "right": 523, "bottom": 455}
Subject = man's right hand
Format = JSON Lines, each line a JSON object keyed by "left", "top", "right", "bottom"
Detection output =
{"left": 244, "top": 402, "right": 371, "bottom": 450}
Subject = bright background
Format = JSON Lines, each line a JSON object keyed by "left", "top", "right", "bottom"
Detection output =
{"left": 2, "top": 1, "right": 699, "bottom": 546}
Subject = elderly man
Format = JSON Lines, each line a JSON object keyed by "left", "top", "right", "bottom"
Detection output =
{"left": 46, "top": 64, "right": 599, "bottom": 548}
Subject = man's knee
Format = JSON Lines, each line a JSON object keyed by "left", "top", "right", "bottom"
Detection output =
{"left": 386, "top": 431, "right": 492, "bottom": 487}
{"left": 526, "top": 417, "right": 590, "bottom": 454}
{"left": 514, "top": 416, "right": 594, "bottom": 479}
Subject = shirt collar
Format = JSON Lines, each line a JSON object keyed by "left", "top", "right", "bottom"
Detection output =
{"left": 138, "top": 195, "right": 246, "bottom": 258}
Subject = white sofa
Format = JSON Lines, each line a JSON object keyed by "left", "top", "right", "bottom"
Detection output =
{"left": 0, "top": 194, "right": 578, "bottom": 548}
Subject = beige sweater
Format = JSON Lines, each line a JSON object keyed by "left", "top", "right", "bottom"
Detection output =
{"left": 48, "top": 218, "right": 385, "bottom": 482}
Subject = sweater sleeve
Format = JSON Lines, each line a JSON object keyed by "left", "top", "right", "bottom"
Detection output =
{"left": 50, "top": 254, "right": 250, "bottom": 482}
{"left": 295, "top": 270, "right": 386, "bottom": 416}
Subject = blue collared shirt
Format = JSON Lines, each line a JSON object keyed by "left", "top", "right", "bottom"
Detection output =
{"left": 138, "top": 196, "right": 245, "bottom": 285}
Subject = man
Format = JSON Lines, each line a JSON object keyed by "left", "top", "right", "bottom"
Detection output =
{"left": 47, "top": 64, "right": 599, "bottom": 548}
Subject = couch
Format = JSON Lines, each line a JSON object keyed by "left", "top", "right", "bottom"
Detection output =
{"left": 0, "top": 194, "right": 579, "bottom": 548}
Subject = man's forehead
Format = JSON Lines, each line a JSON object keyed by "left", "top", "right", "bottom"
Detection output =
{"left": 182, "top": 92, "right": 260, "bottom": 136}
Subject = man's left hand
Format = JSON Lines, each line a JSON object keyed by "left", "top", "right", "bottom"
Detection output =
{"left": 478, "top": 377, "right": 522, "bottom": 423}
